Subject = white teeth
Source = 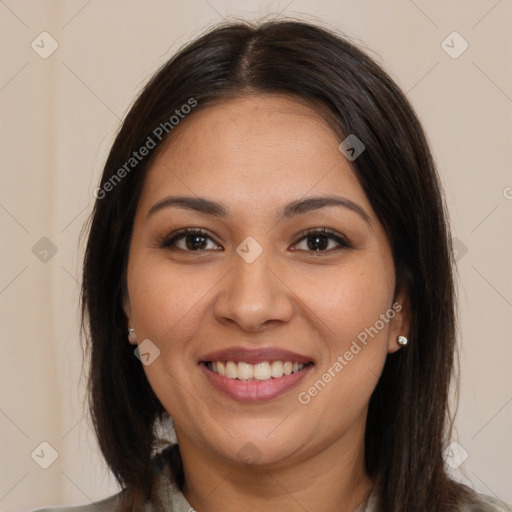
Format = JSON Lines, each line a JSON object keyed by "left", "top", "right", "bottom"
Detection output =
{"left": 253, "top": 362, "right": 271, "bottom": 380}
{"left": 270, "top": 361, "right": 284, "bottom": 378}
{"left": 225, "top": 361, "right": 238, "bottom": 379}
{"left": 237, "top": 362, "right": 254, "bottom": 380}
{"left": 208, "top": 360, "right": 307, "bottom": 381}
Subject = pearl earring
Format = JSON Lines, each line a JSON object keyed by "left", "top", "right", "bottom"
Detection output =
{"left": 128, "top": 328, "right": 137, "bottom": 344}
{"left": 397, "top": 335, "right": 408, "bottom": 346}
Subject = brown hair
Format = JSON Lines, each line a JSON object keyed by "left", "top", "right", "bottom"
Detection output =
{"left": 81, "top": 18, "right": 473, "bottom": 511}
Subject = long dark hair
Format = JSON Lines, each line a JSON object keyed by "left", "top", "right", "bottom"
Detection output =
{"left": 81, "top": 18, "right": 472, "bottom": 511}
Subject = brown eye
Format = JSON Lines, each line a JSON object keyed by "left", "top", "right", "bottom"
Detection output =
{"left": 161, "top": 228, "right": 222, "bottom": 252}
{"left": 291, "top": 228, "right": 351, "bottom": 253}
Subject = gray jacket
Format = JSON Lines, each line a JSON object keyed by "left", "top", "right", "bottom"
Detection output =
{"left": 33, "top": 468, "right": 512, "bottom": 512}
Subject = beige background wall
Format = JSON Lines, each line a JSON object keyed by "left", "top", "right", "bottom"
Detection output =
{"left": 1, "top": 1, "right": 511, "bottom": 510}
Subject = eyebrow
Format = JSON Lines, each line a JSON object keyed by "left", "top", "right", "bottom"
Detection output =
{"left": 147, "top": 195, "right": 372, "bottom": 226}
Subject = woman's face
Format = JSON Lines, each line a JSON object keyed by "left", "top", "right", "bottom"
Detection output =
{"left": 124, "top": 94, "right": 409, "bottom": 469}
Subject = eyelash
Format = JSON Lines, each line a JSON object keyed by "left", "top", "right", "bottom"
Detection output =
{"left": 160, "top": 227, "right": 352, "bottom": 254}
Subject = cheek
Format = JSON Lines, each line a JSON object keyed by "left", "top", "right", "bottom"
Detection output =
{"left": 128, "top": 255, "right": 214, "bottom": 343}
{"left": 127, "top": 257, "right": 214, "bottom": 421}
{"left": 295, "top": 298, "right": 391, "bottom": 436}
{"left": 292, "top": 260, "right": 393, "bottom": 408}
{"left": 294, "top": 258, "right": 394, "bottom": 348}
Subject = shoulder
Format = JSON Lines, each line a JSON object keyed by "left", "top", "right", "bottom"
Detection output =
{"left": 361, "top": 487, "right": 512, "bottom": 512}
{"left": 31, "top": 490, "right": 122, "bottom": 512}
{"left": 31, "top": 464, "right": 191, "bottom": 512}
{"left": 459, "top": 492, "right": 512, "bottom": 512}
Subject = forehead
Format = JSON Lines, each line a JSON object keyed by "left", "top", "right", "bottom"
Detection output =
{"left": 139, "top": 94, "right": 373, "bottom": 220}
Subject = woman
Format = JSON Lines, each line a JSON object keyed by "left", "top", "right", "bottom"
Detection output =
{"left": 36, "top": 18, "right": 512, "bottom": 512}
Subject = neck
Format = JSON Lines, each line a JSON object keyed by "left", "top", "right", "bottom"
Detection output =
{"left": 177, "top": 419, "right": 373, "bottom": 512}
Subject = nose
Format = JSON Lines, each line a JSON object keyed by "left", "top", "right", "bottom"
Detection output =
{"left": 213, "top": 245, "right": 294, "bottom": 333}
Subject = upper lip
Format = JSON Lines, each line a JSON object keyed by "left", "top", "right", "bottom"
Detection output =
{"left": 199, "top": 347, "right": 314, "bottom": 365}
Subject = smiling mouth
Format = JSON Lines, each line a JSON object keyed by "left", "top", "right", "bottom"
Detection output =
{"left": 202, "top": 360, "right": 314, "bottom": 381}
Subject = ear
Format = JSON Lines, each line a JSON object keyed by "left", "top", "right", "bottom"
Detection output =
{"left": 121, "top": 271, "right": 132, "bottom": 322}
{"left": 123, "top": 294, "right": 132, "bottom": 322}
{"left": 387, "top": 285, "right": 411, "bottom": 354}
{"left": 123, "top": 291, "right": 137, "bottom": 345}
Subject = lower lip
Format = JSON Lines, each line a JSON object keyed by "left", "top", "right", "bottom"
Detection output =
{"left": 199, "top": 363, "right": 314, "bottom": 402}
